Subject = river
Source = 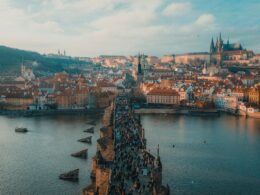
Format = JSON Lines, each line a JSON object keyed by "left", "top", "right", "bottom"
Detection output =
{"left": 141, "top": 114, "right": 260, "bottom": 195}
{"left": 0, "top": 114, "right": 260, "bottom": 194}
{"left": 0, "top": 115, "right": 101, "bottom": 194}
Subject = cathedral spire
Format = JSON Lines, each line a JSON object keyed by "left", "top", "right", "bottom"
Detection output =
{"left": 219, "top": 32, "right": 222, "bottom": 42}
{"left": 210, "top": 37, "right": 215, "bottom": 53}
{"left": 137, "top": 53, "right": 142, "bottom": 75}
{"left": 216, "top": 32, "right": 223, "bottom": 53}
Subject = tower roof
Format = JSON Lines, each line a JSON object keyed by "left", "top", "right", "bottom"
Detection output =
{"left": 137, "top": 53, "right": 142, "bottom": 75}
{"left": 219, "top": 32, "right": 222, "bottom": 41}
{"left": 210, "top": 37, "right": 215, "bottom": 52}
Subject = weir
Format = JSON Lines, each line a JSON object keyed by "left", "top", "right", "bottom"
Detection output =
{"left": 83, "top": 94, "right": 169, "bottom": 195}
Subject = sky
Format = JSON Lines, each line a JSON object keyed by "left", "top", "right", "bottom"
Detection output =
{"left": 0, "top": 0, "right": 259, "bottom": 57}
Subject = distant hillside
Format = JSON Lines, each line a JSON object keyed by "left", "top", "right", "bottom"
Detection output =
{"left": 0, "top": 45, "right": 86, "bottom": 73}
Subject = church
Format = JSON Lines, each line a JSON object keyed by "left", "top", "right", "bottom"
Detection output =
{"left": 210, "top": 33, "right": 254, "bottom": 65}
{"left": 132, "top": 53, "right": 146, "bottom": 82}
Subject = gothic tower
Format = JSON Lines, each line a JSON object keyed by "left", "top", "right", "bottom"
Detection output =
{"left": 137, "top": 53, "right": 143, "bottom": 83}
{"left": 210, "top": 37, "right": 215, "bottom": 64}
{"left": 216, "top": 33, "right": 223, "bottom": 65}
{"left": 137, "top": 54, "right": 142, "bottom": 75}
{"left": 210, "top": 37, "right": 215, "bottom": 53}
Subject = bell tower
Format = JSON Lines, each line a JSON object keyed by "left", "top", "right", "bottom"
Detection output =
{"left": 137, "top": 53, "right": 143, "bottom": 83}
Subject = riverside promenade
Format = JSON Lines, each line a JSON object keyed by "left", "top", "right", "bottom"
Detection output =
{"left": 83, "top": 94, "right": 169, "bottom": 195}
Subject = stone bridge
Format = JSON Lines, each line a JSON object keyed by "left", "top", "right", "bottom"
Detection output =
{"left": 83, "top": 94, "right": 170, "bottom": 195}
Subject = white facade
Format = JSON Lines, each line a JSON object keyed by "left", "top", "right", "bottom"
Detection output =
{"left": 214, "top": 94, "right": 238, "bottom": 110}
{"left": 21, "top": 65, "right": 35, "bottom": 81}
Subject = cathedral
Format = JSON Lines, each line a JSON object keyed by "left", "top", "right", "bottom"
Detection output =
{"left": 210, "top": 33, "right": 254, "bottom": 65}
{"left": 132, "top": 53, "right": 146, "bottom": 82}
{"left": 21, "top": 64, "right": 35, "bottom": 81}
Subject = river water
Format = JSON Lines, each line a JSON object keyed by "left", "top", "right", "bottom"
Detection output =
{"left": 0, "top": 114, "right": 260, "bottom": 194}
{"left": 141, "top": 114, "right": 260, "bottom": 195}
{"left": 0, "top": 115, "right": 102, "bottom": 195}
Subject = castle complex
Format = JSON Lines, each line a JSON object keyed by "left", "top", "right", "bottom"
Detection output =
{"left": 210, "top": 33, "right": 254, "bottom": 65}
{"left": 173, "top": 33, "right": 257, "bottom": 66}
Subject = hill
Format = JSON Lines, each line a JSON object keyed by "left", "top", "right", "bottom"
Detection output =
{"left": 0, "top": 45, "right": 87, "bottom": 73}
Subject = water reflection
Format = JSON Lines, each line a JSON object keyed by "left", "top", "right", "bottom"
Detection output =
{"left": 0, "top": 115, "right": 101, "bottom": 195}
{"left": 0, "top": 114, "right": 259, "bottom": 194}
{"left": 141, "top": 114, "right": 260, "bottom": 195}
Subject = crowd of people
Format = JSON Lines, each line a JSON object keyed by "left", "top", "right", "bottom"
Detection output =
{"left": 108, "top": 95, "right": 162, "bottom": 195}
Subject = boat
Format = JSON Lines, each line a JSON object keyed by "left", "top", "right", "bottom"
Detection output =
{"left": 83, "top": 127, "right": 94, "bottom": 133}
{"left": 78, "top": 136, "right": 92, "bottom": 144}
{"left": 238, "top": 102, "right": 247, "bottom": 116}
{"left": 59, "top": 169, "right": 79, "bottom": 181}
{"left": 71, "top": 149, "right": 88, "bottom": 159}
{"left": 247, "top": 107, "right": 260, "bottom": 119}
{"left": 15, "top": 127, "right": 28, "bottom": 133}
{"left": 238, "top": 103, "right": 260, "bottom": 119}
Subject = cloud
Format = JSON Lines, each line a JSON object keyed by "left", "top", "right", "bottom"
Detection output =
{"left": 162, "top": 2, "right": 192, "bottom": 16}
{"left": 0, "top": 0, "right": 259, "bottom": 56}
{"left": 195, "top": 14, "right": 215, "bottom": 26}
{"left": 180, "top": 14, "right": 216, "bottom": 34}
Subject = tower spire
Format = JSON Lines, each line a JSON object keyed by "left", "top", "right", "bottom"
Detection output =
{"left": 219, "top": 32, "right": 222, "bottom": 42}
{"left": 137, "top": 53, "right": 142, "bottom": 75}
{"left": 210, "top": 37, "right": 215, "bottom": 53}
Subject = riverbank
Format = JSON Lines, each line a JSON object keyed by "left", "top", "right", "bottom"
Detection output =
{"left": 134, "top": 108, "right": 220, "bottom": 116}
{"left": 0, "top": 108, "right": 104, "bottom": 117}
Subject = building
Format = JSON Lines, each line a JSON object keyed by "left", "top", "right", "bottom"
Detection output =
{"left": 147, "top": 88, "right": 180, "bottom": 105}
{"left": 99, "top": 55, "right": 129, "bottom": 68}
{"left": 98, "top": 82, "right": 118, "bottom": 93}
{"left": 21, "top": 65, "right": 35, "bottom": 81}
{"left": 4, "top": 93, "right": 33, "bottom": 110}
{"left": 214, "top": 94, "right": 238, "bottom": 111}
{"left": 47, "top": 50, "right": 71, "bottom": 60}
{"left": 231, "top": 87, "right": 246, "bottom": 101}
{"left": 241, "top": 76, "right": 255, "bottom": 87}
{"left": 210, "top": 33, "right": 254, "bottom": 65}
{"left": 146, "top": 55, "right": 159, "bottom": 65}
{"left": 175, "top": 52, "right": 210, "bottom": 65}
{"left": 137, "top": 54, "right": 144, "bottom": 83}
{"left": 160, "top": 55, "right": 174, "bottom": 64}
{"left": 248, "top": 87, "right": 260, "bottom": 106}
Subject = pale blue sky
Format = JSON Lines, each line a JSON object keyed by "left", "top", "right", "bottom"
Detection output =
{"left": 0, "top": 0, "right": 259, "bottom": 56}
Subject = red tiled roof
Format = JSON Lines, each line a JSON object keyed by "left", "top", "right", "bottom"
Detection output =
{"left": 147, "top": 88, "right": 179, "bottom": 96}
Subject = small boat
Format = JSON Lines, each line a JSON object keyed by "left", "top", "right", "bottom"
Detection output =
{"left": 59, "top": 169, "right": 79, "bottom": 181}
{"left": 71, "top": 149, "right": 88, "bottom": 159}
{"left": 83, "top": 127, "right": 94, "bottom": 133}
{"left": 78, "top": 136, "right": 92, "bottom": 144}
{"left": 246, "top": 107, "right": 260, "bottom": 119}
{"left": 15, "top": 127, "right": 28, "bottom": 133}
